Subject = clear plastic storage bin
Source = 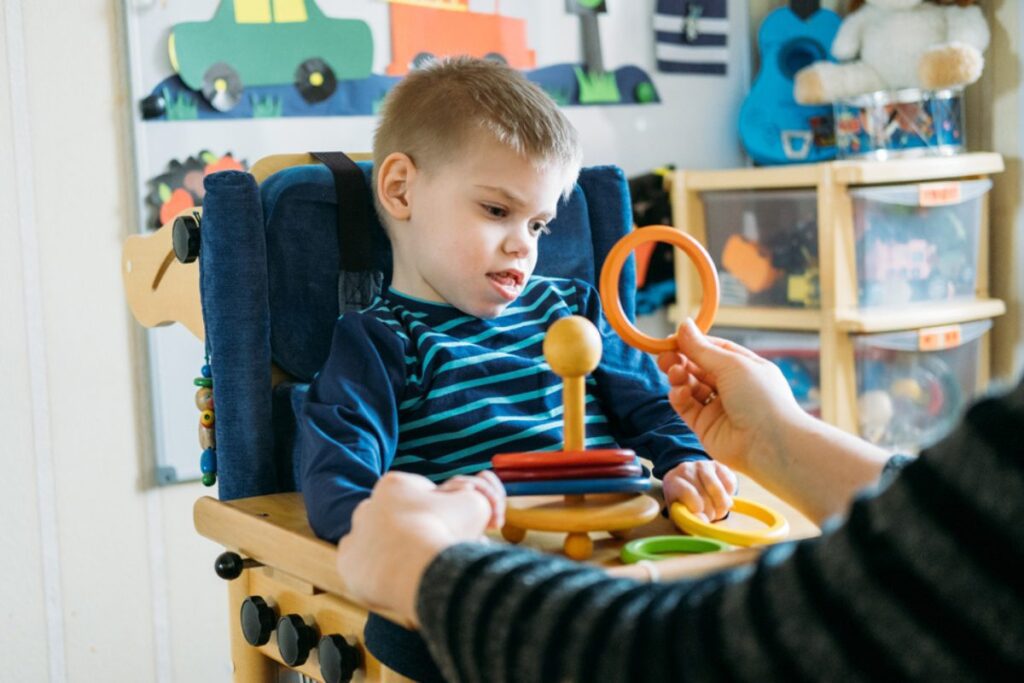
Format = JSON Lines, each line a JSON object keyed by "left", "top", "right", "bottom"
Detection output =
{"left": 701, "top": 190, "right": 820, "bottom": 309}
{"left": 855, "top": 319, "right": 990, "bottom": 453}
{"left": 711, "top": 327, "right": 822, "bottom": 416}
{"left": 700, "top": 179, "right": 990, "bottom": 311}
{"left": 851, "top": 179, "right": 990, "bottom": 308}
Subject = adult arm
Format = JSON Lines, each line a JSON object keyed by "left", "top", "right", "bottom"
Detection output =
{"left": 300, "top": 313, "right": 406, "bottom": 542}
{"left": 658, "top": 319, "right": 891, "bottom": 525}
{"left": 413, "top": 380, "right": 1024, "bottom": 682}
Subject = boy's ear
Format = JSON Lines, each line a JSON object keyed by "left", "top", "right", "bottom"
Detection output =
{"left": 376, "top": 152, "right": 416, "bottom": 222}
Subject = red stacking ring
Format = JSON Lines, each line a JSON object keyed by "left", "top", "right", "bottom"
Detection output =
{"left": 491, "top": 448, "right": 636, "bottom": 470}
{"left": 494, "top": 462, "right": 643, "bottom": 482}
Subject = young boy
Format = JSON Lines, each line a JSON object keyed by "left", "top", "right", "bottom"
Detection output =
{"left": 300, "top": 56, "right": 735, "bottom": 680}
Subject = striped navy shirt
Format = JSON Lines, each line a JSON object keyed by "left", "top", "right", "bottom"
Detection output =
{"left": 301, "top": 276, "right": 706, "bottom": 542}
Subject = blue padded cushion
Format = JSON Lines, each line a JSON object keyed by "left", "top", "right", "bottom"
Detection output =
{"left": 261, "top": 163, "right": 392, "bottom": 381}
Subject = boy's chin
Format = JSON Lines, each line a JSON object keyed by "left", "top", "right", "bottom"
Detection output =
{"left": 466, "top": 304, "right": 509, "bottom": 320}
{"left": 456, "top": 298, "right": 512, "bottom": 320}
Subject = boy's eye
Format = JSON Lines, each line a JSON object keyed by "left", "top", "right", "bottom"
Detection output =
{"left": 530, "top": 222, "right": 551, "bottom": 237}
{"left": 484, "top": 204, "right": 508, "bottom": 219}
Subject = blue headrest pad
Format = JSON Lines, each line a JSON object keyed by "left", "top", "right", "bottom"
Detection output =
{"left": 260, "top": 163, "right": 634, "bottom": 382}
{"left": 261, "top": 162, "right": 391, "bottom": 381}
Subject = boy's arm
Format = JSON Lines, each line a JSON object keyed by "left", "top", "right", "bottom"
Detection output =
{"left": 576, "top": 281, "right": 708, "bottom": 479}
{"left": 300, "top": 314, "right": 407, "bottom": 543}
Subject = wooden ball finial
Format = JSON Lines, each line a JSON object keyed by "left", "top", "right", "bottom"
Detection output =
{"left": 543, "top": 316, "right": 602, "bottom": 379}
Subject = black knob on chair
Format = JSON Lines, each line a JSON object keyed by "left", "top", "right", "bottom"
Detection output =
{"left": 214, "top": 551, "right": 261, "bottom": 580}
{"left": 277, "top": 614, "right": 319, "bottom": 667}
{"left": 172, "top": 213, "right": 201, "bottom": 263}
{"left": 240, "top": 596, "right": 277, "bottom": 646}
{"left": 215, "top": 552, "right": 243, "bottom": 579}
{"left": 319, "top": 634, "right": 361, "bottom": 683}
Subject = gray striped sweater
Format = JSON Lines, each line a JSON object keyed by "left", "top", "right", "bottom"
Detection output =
{"left": 417, "top": 378, "right": 1024, "bottom": 682}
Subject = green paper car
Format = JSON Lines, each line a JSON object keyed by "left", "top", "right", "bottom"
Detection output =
{"left": 169, "top": 0, "right": 373, "bottom": 111}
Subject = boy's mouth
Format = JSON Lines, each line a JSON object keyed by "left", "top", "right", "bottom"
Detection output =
{"left": 487, "top": 269, "right": 525, "bottom": 300}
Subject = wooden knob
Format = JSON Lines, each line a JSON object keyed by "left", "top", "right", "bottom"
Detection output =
{"left": 543, "top": 316, "right": 602, "bottom": 379}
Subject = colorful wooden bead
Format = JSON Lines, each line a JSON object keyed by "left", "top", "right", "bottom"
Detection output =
{"left": 202, "top": 472, "right": 216, "bottom": 487}
{"left": 201, "top": 364, "right": 212, "bottom": 378}
{"left": 195, "top": 387, "right": 213, "bottom": 411}
{"left": 199, "top": 410, "right": 215, "bottom": 428}
{"left": 200, "top": 448, "right": 216, "bottom": 474}
{"left": 194, "top": 377, "right": 213, "bottom": 388}
{"left": 199, "top": 424, "right": 216, "bottom": 449}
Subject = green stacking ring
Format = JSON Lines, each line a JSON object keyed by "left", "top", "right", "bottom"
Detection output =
{"left": 620, "top": 535, "right": 731, "bottom": 563}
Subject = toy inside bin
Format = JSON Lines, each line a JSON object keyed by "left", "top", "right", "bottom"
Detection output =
{"left": 856, "top": 320, "right": 991, "bottom": 453}
{"left": 700, "top": 189, "right": 820, "bottom": 309}
{"left": 852, "top": 179, "right": 990, "bottom": 308}
{"left": 834, "top": 88, "right": 964, "bottom": 160}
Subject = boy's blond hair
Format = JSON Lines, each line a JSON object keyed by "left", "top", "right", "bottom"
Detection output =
{"left": 372, "top": 57, "right": 583, "bottom": 203}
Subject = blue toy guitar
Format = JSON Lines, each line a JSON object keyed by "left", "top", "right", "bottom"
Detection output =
{"left": 738, "top": 0, "right": 840, "bottom": 165}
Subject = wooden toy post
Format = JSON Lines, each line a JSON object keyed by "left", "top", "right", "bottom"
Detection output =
{"left": 544, "top": 316, "right": 601, "bottom": 505}
{"left": 500, "top": 316, "right": 660, "bottom": 560}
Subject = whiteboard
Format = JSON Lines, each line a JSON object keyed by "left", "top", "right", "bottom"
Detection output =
{"left": 121, "top": 0, "right": 751, "bottom": 485}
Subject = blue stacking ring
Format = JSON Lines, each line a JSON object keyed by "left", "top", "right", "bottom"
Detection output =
{"left": 502, "top": 465, "right": 652, "bottom": 497}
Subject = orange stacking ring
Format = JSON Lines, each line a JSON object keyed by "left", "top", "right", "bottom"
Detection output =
{"left": 600, "top": 225, "right": 720, "bottom": 354}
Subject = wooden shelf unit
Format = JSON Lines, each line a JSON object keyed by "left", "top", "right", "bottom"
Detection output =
{"left": 669, "top": 153, "right": 1005, "bottom": 438}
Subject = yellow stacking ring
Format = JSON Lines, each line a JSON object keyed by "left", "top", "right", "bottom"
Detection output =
{"left": 669, "top": 497, "right": 789, "bottom": 547}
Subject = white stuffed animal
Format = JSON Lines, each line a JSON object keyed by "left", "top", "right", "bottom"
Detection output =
{"left": 795, "top": 0, "right": 989, "bottom": 104}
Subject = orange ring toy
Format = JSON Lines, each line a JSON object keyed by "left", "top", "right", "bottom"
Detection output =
{"left": 600, "top": 225, "right": 719, "bottom": 354}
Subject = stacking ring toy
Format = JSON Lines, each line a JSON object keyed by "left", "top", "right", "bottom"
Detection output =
{"left": 669, "top": 498, "right": 789, "bottom": 547}
{"left": 599, "top": 225, "right": 720, "bottom": 353}
{"left": 620, "top": 535, "right": 731, "bottom": 563}
{"left": 502, "top": 465, "right": 652, "bottom": 497}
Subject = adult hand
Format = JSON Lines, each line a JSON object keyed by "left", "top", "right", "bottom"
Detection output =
{"left": 657, "top": 318, "right": 807, "bottom": 474}
{"left": 336, "top": 471, "right": 502, "bottom": 628}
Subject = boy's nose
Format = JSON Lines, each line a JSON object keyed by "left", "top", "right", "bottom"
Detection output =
{"left": 503, "top": 228, "right": 532, "bottom": 257}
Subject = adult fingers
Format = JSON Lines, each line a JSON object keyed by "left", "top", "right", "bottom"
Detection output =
{"left": 675, "top": 319, "right": 746, "bottom": 373}
{"left": 657, "top": 351, "right": 684, "bottom": 374}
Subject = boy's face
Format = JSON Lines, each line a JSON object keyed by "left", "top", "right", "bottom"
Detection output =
{"left": 386, "top": 137, "right": 571, "bottom": 318}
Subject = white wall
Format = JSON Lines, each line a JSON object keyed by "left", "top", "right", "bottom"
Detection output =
{"left": 1, "top": 0, "right": 231, "bottom": 680}
{"left": 1, "top": 0, "right": 752, "bottom": 680}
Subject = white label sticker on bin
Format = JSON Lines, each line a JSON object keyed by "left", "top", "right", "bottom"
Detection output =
{"left": 918, "top": 324, "right": 962, "bottom": 351}
{"left": 918, "top": 182, "right": 962, "bottom": 207}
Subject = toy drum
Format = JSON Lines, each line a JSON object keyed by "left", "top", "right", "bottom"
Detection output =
{"left": 833, "top": 88, "right": 964, "bottom": 160}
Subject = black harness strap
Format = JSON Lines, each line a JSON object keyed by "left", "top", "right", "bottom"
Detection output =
{"left": 311, "top": 151, "right": 375, "bottom": 272}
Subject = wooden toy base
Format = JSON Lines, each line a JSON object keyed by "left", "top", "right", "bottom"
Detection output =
{"left": 502, "top": 492, "right": 661, "bottom": 560}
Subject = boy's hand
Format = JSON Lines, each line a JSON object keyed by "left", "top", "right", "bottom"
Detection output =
{"left": 663, "top": 459, "right": 738, "bottom": 522}
{"left": 436, "top": 470, "right": 506, "bottom": 530}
